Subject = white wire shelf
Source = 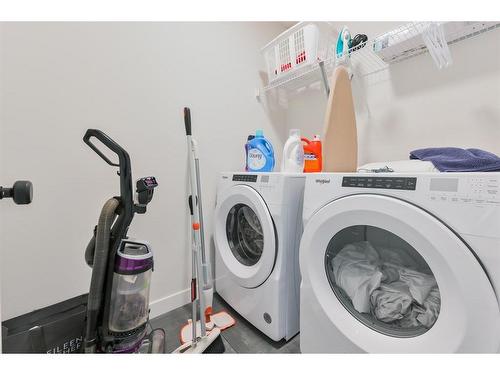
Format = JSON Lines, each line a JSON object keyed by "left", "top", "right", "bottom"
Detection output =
{"left": 261, "top": 21, "right": 500, "bottom": 96}
{"left": 367, "top": 21, "right": 500, "bottom": 66}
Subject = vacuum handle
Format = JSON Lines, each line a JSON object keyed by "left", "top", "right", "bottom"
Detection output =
{"left": 83, "top": 129, "right": 127, "bottom": 167}
{"left": 184, "top": 107, "right": 192, "bottom": 136}
{"left": 83, "top": 129, "right": 134, "bottom": 219}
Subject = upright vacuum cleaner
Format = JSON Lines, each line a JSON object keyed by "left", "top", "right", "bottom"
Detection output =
{"left": 82, "top": 129, "right": 165, "bottom": 353}
{"left": 173, "top": 108, "right": 229, "bottom": 354}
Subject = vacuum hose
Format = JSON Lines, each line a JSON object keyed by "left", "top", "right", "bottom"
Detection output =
{"left": 84, "top": 197, "right": 120, "bottom": 353}
{"left": 84, "top": 236, "right": 96, "bottom": 267}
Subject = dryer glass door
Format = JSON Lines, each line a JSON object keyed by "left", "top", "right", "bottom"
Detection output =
{"left": 215, "top": 185, "right": 277, "bottom": 288}
{"left": 325, "top": 225, "right": 440, "bottom": 338}
{"left": 300, "top": 194, "right": 499, "bottom": 352}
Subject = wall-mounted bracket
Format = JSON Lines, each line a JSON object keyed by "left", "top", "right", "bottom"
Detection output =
{"left": 318, "top": 60, "right": 330, "bottom": 98}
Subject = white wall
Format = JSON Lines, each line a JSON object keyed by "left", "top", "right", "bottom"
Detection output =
{"left": 286, "top": 22, "right": 500, "bottom": 162}
{"left": 0, "top": 22, "right": 287, "bottom": 320}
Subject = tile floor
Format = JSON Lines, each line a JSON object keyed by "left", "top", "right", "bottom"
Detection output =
{"left": 151, "top": 293, "right": 300, "bottom": 353}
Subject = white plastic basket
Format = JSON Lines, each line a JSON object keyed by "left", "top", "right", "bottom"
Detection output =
{"left": 262, "top": 22, "right": 332, "bottom": 85}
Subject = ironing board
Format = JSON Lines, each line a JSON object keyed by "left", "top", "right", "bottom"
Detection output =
{"left": 322, "top": 65, "right": 358, "bottom": 172}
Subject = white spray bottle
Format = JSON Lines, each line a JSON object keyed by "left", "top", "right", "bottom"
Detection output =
{"left": 281, "top": 129, "right": 305, "bottom": 173}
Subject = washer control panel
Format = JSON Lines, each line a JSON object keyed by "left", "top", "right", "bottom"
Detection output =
{"left": 342, "top": 176, "right": 417, "bottom": 190}
{"left": 232, "top": 174, "right": 258, "bottom": 183}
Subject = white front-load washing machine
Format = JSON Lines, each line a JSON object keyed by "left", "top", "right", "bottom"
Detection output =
{"left": 214, "top": 172, "right": 305, "bottom": 341}
{"left": 299, "top": 172, "right": 500, "bottom": 353}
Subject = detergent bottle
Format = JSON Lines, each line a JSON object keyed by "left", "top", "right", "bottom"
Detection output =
{"left": 244, "top": 134, "right": 255, "bottom": 171}
{"left": 302, "top": 135, "right": 322, "bottom": 172}
{"left": 246, "top": 130, "right": 275, "bottom": 172}
{"left": 281, "top": 129, "right": 304, "bottom": 173}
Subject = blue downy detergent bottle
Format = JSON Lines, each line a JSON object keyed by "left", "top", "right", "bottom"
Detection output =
{"left": 244, "top": 134, "right": 255, "bottom": 171}
{"left": 246, "top": 130, "right": 275, "bottom": 172}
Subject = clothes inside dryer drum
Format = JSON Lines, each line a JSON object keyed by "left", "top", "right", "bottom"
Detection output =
{"left": 226, "top": 204, "right": 264, "bottom": 266}
{"left": 327, "top": 234, "right": 441, "bottom": 337}
{"left": 370, "top": 281, "right": 413, "bottom": 323}
{"left": 415, "top": 285, "right": 441, "bottom": 328}
{"left": 399, "top": 267, "right": 437, "bottom": 305}
{"left": 331, "top": 241, "right": 383, "bottom": 313}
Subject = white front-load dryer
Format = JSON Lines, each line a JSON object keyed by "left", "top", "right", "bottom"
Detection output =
{"left": 214, "top": 172, "right": 305, "bottom": 341}
{"left": 299, "top": 173, "right": 500, "bottom": 353}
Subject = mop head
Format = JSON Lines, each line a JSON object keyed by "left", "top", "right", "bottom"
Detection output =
{"left": 179, "top": 310, "right": 236, "bottom": 345}
{"left": 211, "top": 310, "right": 236, "bottom": 330}
{"left": 174, "top": 327, "right": 225, "bottom": 354}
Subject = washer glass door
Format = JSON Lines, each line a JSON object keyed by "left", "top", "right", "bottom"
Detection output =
{"left": 226, "top": 203, "right": 264, "bottom": 266}
{"left": 215, "top": 184, "right": 277, "bottom": 288}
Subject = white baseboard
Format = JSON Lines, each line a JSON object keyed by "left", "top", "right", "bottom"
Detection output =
{"left": 149, "top": 288, "right": 191, "bottom": 319}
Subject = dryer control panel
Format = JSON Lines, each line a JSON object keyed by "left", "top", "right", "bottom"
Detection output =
{"left": 342, "top": 176, "right": 417, "bottom": 190}
{"left": 428, "top": 176, "right": 500, "bottom": 205}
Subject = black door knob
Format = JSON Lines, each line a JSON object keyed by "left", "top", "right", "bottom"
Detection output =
{"left": 12, "top": 180, "right": 33, "bottom": 205}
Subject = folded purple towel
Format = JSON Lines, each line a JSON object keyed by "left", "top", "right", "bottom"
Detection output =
{"left": 410, "top": 147, "right": 500, "bottom": 172}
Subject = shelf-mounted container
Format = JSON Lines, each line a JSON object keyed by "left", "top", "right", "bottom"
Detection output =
{"left": 261, "top": 22, "right": 336, "bottom": 93}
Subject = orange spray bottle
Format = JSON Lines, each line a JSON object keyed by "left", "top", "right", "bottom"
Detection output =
{"left": 301, "top": 135, "right": 322, "bottom": 172}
